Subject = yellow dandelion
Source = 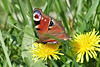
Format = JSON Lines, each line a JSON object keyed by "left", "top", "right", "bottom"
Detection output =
{"left": 30, "top": 43, "right": 64, "bottom": 62}
{"left": 71, "top": 29, "right": 100, "bottom": 63}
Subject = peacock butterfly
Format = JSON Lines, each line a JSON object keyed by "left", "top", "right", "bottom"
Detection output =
{"left": 33, "top": 8, "right": 70, "bottom": 43}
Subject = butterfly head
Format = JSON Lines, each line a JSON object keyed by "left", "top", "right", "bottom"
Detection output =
{"left": 33, "top": 9, "right": 53, "bottom": 33}
{"left": 33, "top": 11, "right": 41, "bottom": 21}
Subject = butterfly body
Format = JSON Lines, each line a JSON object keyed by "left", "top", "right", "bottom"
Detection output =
{"left": 33, "top": 8, "right": 70, "bottom": 43}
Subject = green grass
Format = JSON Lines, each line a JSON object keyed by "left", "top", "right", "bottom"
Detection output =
{"left": 0, "top": 0, "right": 100, "bottom": 67}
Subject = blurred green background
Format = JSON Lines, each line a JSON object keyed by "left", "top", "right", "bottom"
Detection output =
{"left": 0, "top": 0, "right": 100, "bottom": 67}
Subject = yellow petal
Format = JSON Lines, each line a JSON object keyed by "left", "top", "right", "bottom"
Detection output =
{"left": 86, "top": 51, "right": 89, "bottom": 62}
{"left": 81, "top": 53, "right": 84, "bottom": 63}
{"left": 88, "top": 51, "right": 93, "bottom": 58}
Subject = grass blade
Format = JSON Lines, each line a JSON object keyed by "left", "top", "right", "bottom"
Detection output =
{"left": 26, "top": 0, "right": 34, "bottom": 27}
{"left": 70, "top": 50, "right": 79, "bottom": 67}
{"left": 17, "top": 0, "right": 29, "bottom": 25}
{"left": 85, "top": 0, "right": 99, "bottom": 22}
{"left": 0, "top": 30, "right": 12, "bottom": 67}
{"left": 44, "top": 0, "right": 54, "bottom": 15}
{"left": 76, "top": 0, "right": 83, "bottom": 15}
{"left": 2, "top": 0, "right": 16, "bottom": 24}
{"left": 51, "top": 59, "right": 58, "bottom": 67}
{"left": 55, "top": 0, "right": 70, "bottom": 34}
{"left": 26, "top": 0, "right": 38, "bottom": 38}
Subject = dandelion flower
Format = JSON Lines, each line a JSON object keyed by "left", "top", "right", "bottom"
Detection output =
{"left": 71, "top": 29, "right": 100, "bottom": 63}
{"left": 30, "top": 43, "right": 64, "bottom": 62}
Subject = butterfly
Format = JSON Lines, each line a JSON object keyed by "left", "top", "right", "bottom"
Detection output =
{"left": 33, "top": 8, "right": 70, "bottom": 43}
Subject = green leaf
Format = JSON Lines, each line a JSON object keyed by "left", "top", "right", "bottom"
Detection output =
{"left": 0, "top": 30, "right": 12, "bottom": 67}
{"left": 79, "top": 21, "right": 86, "bottom": 33}
{"left": 21, "top": 25, "right": 36, "bottom": 55}
{"left": 21, "top": 25, "right": 45, "bottom": 67}
{"left": 85, "top": 0, "right": 99, "bottom": 22}
{"left": 24, "top": 58, "right": 46, "bottom": 67}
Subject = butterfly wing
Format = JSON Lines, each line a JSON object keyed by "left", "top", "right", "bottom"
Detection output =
{"left": 33, "top": 8, "right": 70, "bottom": 43}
